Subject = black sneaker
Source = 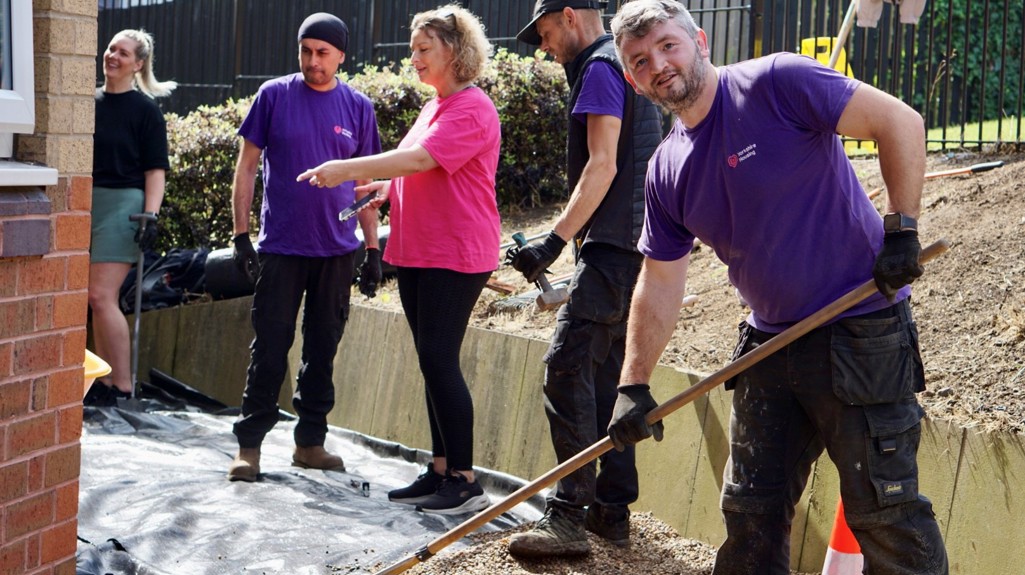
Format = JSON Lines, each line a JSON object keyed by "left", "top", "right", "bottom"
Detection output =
{"left": 585, "top": 502, "right": 630, "bottom": 547}
{"left": 415, "top": 472, "right": 490, "bottom": 515}
{"left": 388, "top": 462, "right": 445, "bottom": 504}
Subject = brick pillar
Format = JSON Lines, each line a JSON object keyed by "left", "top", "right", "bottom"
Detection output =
{"left": 0, "top": 2, "right": 97, "bottom": 574}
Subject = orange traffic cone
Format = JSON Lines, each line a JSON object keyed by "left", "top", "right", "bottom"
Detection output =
{"left": 822, "top": 498, "right": 864, "bottom": 574}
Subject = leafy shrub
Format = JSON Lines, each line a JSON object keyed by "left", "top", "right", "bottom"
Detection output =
{"left": 160, "top": 50, "right": 569, "bottom": 250}
{"left": 161, "top": 98, "right": 258, "bottom": 251}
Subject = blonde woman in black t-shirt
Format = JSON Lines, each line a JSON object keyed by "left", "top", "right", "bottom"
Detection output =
{"left": 86, "top": 29, "right": 175, "bottom": 405}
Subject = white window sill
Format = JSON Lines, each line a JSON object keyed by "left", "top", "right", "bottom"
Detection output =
{"left": 0, "top": 160, "right": 59, "bottom": 186}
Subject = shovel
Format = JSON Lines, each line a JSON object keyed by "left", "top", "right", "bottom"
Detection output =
{"left": 118, "top": 212, "right": 159, "bottom": 411}
{"left": 372, "top": 239, "right": 950, "bottom": 575}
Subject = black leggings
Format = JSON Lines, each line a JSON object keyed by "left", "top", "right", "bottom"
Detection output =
{"left": 396, "top": 267, "right": 490, "bottom": 472}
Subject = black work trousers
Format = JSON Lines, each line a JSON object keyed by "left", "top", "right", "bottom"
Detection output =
{"left": 713, "top": 298, "right": 948, "bottom": 575}
{"left": 543, "top": 243, "right": 643, "bottom": 512}
{"left": 233, "top": 252, "right": 354, "bottom": 449}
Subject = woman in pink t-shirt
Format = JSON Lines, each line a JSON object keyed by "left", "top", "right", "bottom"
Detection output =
{"left": 298, "top": 4, "right": 500, "bottom": 515}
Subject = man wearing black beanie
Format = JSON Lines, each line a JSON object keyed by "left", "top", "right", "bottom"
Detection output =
{"left": 227, "top": 12, "right": 382, "bottom": 482}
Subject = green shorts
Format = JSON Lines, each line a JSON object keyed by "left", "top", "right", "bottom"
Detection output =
{"left": 90, "top": 186, "right": 144, "bottom": 263}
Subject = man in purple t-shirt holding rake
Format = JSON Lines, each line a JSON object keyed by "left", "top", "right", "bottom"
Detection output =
{"left": 606, "top": 1, "right": 948, "bottom": 574}
{"left": 226, "top": 13, "right": 382, "bottom": 482}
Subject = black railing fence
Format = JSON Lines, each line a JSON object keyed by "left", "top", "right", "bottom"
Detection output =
{"left": 99, "top": 0, "right": 1023, "bottom": 150}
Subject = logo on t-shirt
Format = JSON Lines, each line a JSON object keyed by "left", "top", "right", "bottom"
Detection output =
{"left": 727, "top": 143, "right": 757, "bottom": 168}
{"left": 334, "top": 125, "right": 353, "bottom": 139}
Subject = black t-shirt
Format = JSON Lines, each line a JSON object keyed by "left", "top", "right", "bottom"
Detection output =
{"left": 93, "top": 89, "right": 170, "bottom": 189}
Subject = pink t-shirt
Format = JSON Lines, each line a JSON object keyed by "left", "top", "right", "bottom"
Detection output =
{"left": 384, "top": 86, "right": 501, "bottom": 273}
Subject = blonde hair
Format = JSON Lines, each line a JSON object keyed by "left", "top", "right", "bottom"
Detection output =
{"left": 410, "top": 5, "right": 493, "bottom": 84}
{"left": 113, "top": 29, "right": 177, "bottom": 98}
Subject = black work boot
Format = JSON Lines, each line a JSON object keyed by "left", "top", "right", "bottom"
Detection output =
{"left": 508, "top": 504, "right": 589, "bottom": 558}
{"left": 585, "top": 502, "right": 630, "bottom": 547}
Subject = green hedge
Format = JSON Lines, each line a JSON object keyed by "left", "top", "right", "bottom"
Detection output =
{"left": 159, "top": 49, "right": 568, "bottom": 251}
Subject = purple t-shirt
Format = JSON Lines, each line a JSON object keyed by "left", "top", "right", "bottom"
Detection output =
{"left": 239, "top": 73, "right": 381, "bottom": 256}
{"left": 641, "top": 53, "right": 909, "bottom": 332}
{"left": 572, "top": 61, "right": 625, "bottom": 122}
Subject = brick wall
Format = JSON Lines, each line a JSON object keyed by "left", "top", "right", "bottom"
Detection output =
{"left": 0, "top": 1, "right": 97, "bottom": 574}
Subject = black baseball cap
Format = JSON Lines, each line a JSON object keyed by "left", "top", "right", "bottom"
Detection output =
{"left": 516, "top": 0, "right": 607, "bottom": 46}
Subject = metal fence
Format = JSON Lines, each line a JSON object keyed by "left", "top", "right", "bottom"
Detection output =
{"left": 99, "top": 0, "right": 1023, "bottom": 149}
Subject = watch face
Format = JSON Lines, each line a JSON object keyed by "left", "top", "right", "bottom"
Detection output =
{"left": 884, "top": 213, "right": 901, "bottom": 232}
{"left": 884, "top": 213, "right": 916, "bottom": 233}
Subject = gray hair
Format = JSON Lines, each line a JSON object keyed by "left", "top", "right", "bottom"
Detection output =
{"left": 611, "top": 0, "right": 700, "bottom": 56}
{"left": 410, "top": 4, "right": 494, "bottom": 83}
{"left": 113, "top": 29, "right": 177, "bottom": 98}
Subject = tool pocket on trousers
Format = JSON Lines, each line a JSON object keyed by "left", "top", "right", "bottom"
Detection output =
{"left": 830, "top": 314, "right": 919, "bottom": 405}
{"left": 863, "top": 401, "right": 924, "bottom": 508}
{"left": 723, "top": 321, "right": 755, "bottom": 391}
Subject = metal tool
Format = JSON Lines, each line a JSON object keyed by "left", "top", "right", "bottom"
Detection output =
{"left": 372, "top": 239, "right": 950, "bottom": 575}
{"left": 124, "top": 212, "right": 159, "bottom": 405}
{"left": 510, "top": 231, "right": 570, "bottom": 311}
{"left": 338, "top": 191, "right": 378, "bottom": 222}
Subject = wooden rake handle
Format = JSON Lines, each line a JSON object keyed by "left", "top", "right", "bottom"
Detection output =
{"left": 373, "top": 239, "right": 950, "bottom": 575}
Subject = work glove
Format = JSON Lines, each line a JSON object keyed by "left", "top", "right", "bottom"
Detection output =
{"left": 872, "top": 230, "right": 924, "bottom": 301}
{"left": 232, "top": 233, "right": 260, "bottom": 285}
{"left": 509, "top": 230, "right": 567, "bottom": 283}
{"left": 607, "top": 384, "right": 664, "bottom": 452}
{"left": 358, "top": 247, "right": 382, "bottom": 298}
{"left": 134, "top": 213, "right": 159, "bottom": 251}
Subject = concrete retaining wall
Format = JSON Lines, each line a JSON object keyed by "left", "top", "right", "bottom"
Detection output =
{"left": 131, "top": 298, "right": 1023, "bottom": 574}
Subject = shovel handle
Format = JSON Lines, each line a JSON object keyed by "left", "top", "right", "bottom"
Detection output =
{"left": 372, "top": 239, "right": 951, "bottom": 575}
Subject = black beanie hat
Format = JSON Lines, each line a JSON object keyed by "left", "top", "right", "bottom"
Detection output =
{"left": 297, "top": 12, "right": 349, "bottom": 53}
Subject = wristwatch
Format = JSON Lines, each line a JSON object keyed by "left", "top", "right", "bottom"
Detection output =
{"left": 883, "top": 212, "right": 917, "bottom": 234}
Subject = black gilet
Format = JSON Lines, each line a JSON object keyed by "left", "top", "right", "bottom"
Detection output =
{"left": 564, "top": 34, "right": 663, "bottom": 251}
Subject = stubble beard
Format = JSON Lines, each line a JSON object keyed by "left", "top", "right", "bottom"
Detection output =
{"left": 650, "top": 55, "right": 708, "bottom": 117}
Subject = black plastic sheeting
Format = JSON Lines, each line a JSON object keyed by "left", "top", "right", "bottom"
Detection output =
{"left": 76, "top": 399, "right": 543, "bottom": 575}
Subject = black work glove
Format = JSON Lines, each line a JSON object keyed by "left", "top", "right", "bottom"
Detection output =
{"left": 134, "top": 213, "right": 159, "bottom": 251}
{"left": 358, "top": 248, "right": 382, "bottom": 298}
{"left": 872, "top": 230, "right": 924, "bottom": 301}
{"left": 607, "top": 384, "right": 664, "bottom": 452}
{"left": 509, "top": 230, "right": 567, "bottom": 283}
{"left": 232, "top": 232, "right": 260, "bottom": 285}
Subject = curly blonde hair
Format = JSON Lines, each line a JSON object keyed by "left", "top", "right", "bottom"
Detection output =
{"left": 410, "top": 4, "right": 493, "bottom": 83}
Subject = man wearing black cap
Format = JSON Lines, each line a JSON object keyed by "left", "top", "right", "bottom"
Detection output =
{"left": 506, "top": 0, "right": 664, "bottom": 558}
{"left": 227, "top": 12, "right": 382, "bottom": 482}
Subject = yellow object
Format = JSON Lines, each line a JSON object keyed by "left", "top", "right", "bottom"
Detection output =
{"left": 83, "top": 349, "right": 112, "bottom": 396}
{"left": 381, "top": 293, "right": 391, "bottom": 303}
{"left": 799, "top": 37, "right": 877, "bottom": 155}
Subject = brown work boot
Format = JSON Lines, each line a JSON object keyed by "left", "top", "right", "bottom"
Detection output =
{"left": 227, "top": 448, "right": 260, "bottom": 482}
{"left": 292, "top": 445, "right": 345, "bottom": 471}
{"left": 508, "top": 504, "right": 590, "bottom": 558}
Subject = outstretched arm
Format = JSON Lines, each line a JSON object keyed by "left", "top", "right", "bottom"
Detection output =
{"left": 297, "top": 145, "right": 438, "bottom": 188}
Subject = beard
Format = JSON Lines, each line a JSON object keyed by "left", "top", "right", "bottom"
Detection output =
{"left": 647, "top": 55, "right": 708, "bottom": 115}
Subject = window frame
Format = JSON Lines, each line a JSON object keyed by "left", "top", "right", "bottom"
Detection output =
{"left": 0, "top": 0, "right": 35, "bottom": 134}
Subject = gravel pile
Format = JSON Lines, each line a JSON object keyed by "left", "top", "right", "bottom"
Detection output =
{"left": 400, "top": 512, "right": 718, "bottom": 575}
